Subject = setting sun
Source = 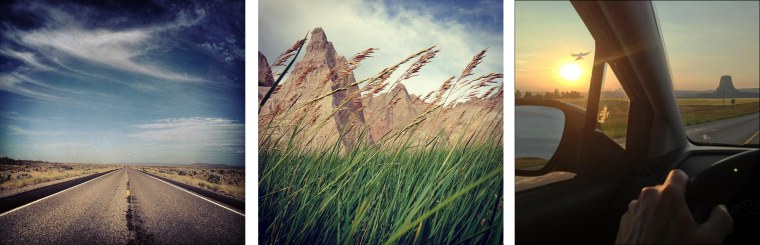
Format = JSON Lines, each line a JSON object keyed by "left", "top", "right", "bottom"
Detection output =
{"left": 559, "top": 62, "right": 583, "bottom": 81}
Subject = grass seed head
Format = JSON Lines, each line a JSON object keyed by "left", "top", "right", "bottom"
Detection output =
{"left": 458, "top": 48, "right": 487, "bottom": 82}
{"left": 272, "top": 38, "right": 307, "bottom": 67}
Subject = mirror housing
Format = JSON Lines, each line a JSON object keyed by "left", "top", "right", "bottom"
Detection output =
{"left": 516, "top": 99, "right": 586, "bottom": 176}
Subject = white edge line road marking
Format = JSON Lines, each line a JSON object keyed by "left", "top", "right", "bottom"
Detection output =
{"left": 139, "top": 170, "right": 245, "bottom": 217}
{"left": 0, "top": 169, "right": 120, "bottom": 217}
{"left": 744, "top": 130, "right": 760, "bottom": 145}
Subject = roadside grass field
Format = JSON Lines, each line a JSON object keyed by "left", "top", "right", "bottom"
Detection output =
{"left": 546, "top": 98, "right": 760, "bottom": 139}
{"left": 678, "top": 100, "right": 760, "bottom": 126}
{"left": 136, "top": 166, "right": 244, "bottom": 200}
{"left": 259, "top": 47, "right": 503, "bottom": 244}
{"left": 675, "top": 98, "right": 759, "bottom": 106}
{"left": 0, "top": 157, "right": 119, "bottom": 195}
{"left": 515, "top": 157, "right": 549, "bottom": 171}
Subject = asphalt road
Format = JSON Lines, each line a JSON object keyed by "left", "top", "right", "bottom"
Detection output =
{"left": 610, "top": 112, "right": 760, "bottom": 147}
{"left": 0, "top": 168, "right": 244, "bottom": 244}
{"left": 686, "top": 112, "right": 760, "bottom": 145}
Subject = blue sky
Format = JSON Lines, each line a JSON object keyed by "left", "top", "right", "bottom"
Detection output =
{"left": 259, "top": 0, "right": 503, "bottom": 98}
{"left": 0, "top": 0, "right": 245, "bottom": 165}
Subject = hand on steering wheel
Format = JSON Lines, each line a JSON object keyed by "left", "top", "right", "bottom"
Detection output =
{"left": 616, "top": 169, "right": 734, "bottom": 244}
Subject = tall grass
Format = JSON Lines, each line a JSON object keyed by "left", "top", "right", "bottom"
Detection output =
{"left": 259, "top": 37, "right": 503, "bottom": 244}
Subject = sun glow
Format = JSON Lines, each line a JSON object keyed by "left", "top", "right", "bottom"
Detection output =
{"left": 559, "top": 62, "right": 583, "bottom": 82}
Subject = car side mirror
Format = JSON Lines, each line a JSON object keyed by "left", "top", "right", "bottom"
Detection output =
{"left": 516, "top": 105, "right": 565, "bottom": 171}
{"left": 515, "top": 99, "right": 585, "bottom": 176}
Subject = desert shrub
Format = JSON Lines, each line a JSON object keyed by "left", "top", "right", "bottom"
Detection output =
{"left": 17, "top": 173, "right": 32, "bottom": 179}
{"left": 0, "top": 171, "right": 10, "bottom": 183}
{"left": 206, "top": 173, "right": 221, "bottom": 184}
{"left": 226, "top": 174, "right": 244, "bottom": 186}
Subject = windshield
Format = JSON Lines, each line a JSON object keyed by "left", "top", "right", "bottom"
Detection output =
{"left": 655, "top": 1, "right": 760, "bottom": 146}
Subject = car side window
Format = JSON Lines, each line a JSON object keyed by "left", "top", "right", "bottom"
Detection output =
{"left": 515, "top": 0, "right": 594, "bottom": 190}
{"left": 597, "top": 64, "right": 630, "bottom": 148}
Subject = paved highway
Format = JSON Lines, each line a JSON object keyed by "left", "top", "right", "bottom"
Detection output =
{"left": 610, "top": 112, "right": 760, "bottom": 147}
{"left": 686, "top": 112, "right": 760, "bottom": 145}
{"left": 0, "top": 168, "right": 244, "bottom": 244}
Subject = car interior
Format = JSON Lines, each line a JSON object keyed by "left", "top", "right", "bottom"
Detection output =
{"left": 515, "top": 1, "right": 759, "bottom": 244}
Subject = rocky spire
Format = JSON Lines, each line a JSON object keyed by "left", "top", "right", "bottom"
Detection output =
{"left": 301, "top": 27, "right": 338, "bottom": 68}
{"left": 261, "top": 27, "right": 369, "bottom": 152}
{"left": 390, "top": 83, "right": 412, "bottom": 102}
{"left": 258, "top": 52, "right": 274, "bottom": 86}
{"left": 715, "top": 75, "right": 738, "bottom": 94}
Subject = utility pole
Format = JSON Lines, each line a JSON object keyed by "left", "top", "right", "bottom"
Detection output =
{"left": 722, "top": 88, "right": 725, "bottom": 105}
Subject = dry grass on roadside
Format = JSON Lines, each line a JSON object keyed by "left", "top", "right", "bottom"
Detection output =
{"left": 136, "top": 166, "right": 244, "bottom": 200}
{"left": 0, "top": 156, "right": 119, "bottom": 193}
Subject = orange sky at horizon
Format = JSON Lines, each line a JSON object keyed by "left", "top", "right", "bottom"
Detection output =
{"left": 515, "top": 1, "right": 605, "bottom": 94}
{"left": 516, "top": 1, "right": 759, "bottom": 94}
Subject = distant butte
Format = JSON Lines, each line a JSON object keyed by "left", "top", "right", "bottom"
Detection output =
{"left": 689, "top": 75, "right": 759, "bottom": 98}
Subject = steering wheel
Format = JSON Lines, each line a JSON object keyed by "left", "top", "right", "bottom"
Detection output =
{"left": 686, "top": 149, "right": 760, "bottom": 244}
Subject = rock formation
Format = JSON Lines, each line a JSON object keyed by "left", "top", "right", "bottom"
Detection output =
{"left": 260, "top": 27, "right": 504, "bottom": 152}
{"left": 420, "top": 89, "right": 504, "bottom": 145}
{"left": 690, "top": 75, "right": 759, "bottom": 98}
{"left": 258, "top": 52, "right": 275, "bottom": 87}
{"left": 362, "top": 83, "right": 503, "bottom": 146}
{"left": 260, "top": 28, "right": 369, "bottom": 152}
{"left": 362, "top": 83, "right": 425, "bottom": 141}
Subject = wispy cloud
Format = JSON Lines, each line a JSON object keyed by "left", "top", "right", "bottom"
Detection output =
{"left": 1, "top": 111, "right": 45, "bottom": 123}
{"left": 6, "top": 125, "right": 68, "bottom": 136}
{"left": 0, "top": 48, "right": 52, "bottom": 71}
{"left": 7, "top": 125, "right": 28, "bottom": 135}
{"left": 0, "top": 73, "right": 69, "bottom": 102}
{"left": 131, "top": 117, "right": 244, "bottom": 148}
{"left": 198, "top": 36, "right": 244, "bottom": 64}
{"left": 1, "top": 1, "right": 244, "bottom": 165}
{"left": 5, "top": 6, "right": 206, "bottom": 82}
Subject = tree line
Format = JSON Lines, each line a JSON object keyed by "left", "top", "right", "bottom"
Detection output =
{"left": 516, "top": 89, "right": 583, "bottom": 99}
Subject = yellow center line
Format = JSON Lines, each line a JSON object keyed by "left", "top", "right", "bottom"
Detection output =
{"left": 744, "top": 130, "right": 760, "bottom": 145}
{"left": 126, "top": 175, "right": 130, "bottom": 197}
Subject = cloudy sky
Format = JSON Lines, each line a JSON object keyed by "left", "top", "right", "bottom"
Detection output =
{"left": 0, "top": 0, "right": 245, "bottom": 165}
{"left": 259, "top": 0, "right": 504, "bottom": 97}
{"left": 516, "top": 1, "right": 759, "bottom": 93}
